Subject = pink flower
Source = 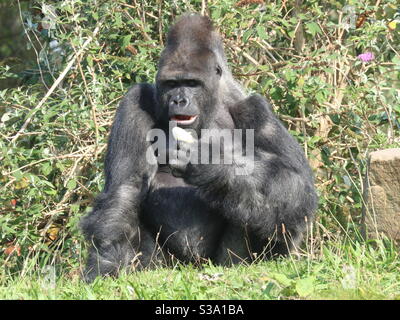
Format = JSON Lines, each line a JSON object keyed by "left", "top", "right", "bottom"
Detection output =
{"left": 357, "top": 52, "right": 375, "bottom": 62}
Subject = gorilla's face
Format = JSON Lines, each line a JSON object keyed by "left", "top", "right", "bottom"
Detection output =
{"left": 156, "top": 49, "right": 223, "bottom": 131}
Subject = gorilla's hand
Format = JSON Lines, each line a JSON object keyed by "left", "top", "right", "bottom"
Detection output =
{"left": 169, "top": 140, "right": 193, "bottom": 177}
{"left": 172, "top": 135, "right": 232, "bottom": 183}
{"left": 162, "top": 136, "right": 209, "bottom": 179}
{"left": 155, "top": 139, "right": 193, "bottom": 177}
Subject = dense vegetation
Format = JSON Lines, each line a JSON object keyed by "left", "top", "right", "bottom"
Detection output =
{"left": 0, "top": 0, "right": 399, "bottom": 299}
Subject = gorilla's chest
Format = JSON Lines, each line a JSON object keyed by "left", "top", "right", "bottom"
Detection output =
{"left": 152, "top": 167, "right": 188, "bottom": 188}
{"left": 144, "top": 167, "right": 216, "bottom": 222}
{"left": 141, "top": 168, "right": 224, "bottom": 259}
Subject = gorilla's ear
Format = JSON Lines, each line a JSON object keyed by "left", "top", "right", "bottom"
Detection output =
{"left": 216, "top": 64, "right": 222, "bottom": 77}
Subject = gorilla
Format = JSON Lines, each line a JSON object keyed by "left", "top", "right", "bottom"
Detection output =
{"left": 80, "top": 13, "right": 318, "bottom": 282}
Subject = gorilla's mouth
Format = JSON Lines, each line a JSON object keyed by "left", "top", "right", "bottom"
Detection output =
{"left": 170, "top": 115, "right": 198, "bottom": 125}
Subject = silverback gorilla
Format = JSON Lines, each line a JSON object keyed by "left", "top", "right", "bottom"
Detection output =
{"left": 80, "top": 13, "right": 318, "bottom": 282}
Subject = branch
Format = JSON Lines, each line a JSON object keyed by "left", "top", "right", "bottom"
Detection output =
{"left": 10, "top": 23, "right": 102, "bottom": 144}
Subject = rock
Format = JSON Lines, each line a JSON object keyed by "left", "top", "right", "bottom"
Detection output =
{"left": 362, "top": 148, "right": 400, "bottom": 244}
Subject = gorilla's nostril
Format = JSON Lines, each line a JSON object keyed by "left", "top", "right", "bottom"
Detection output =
{"left": 178, "top": 98, "right": 188, "bottom": 107}
{"left": 169, "top": 99, "right": 179, "bottom": 107}
{"left": 171, "top": 97, "right": 188, "bottom": 107}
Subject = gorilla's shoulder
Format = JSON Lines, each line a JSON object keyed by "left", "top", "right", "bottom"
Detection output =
{"left": 230, "top": 93, "right": 276, "bottom": 129}
{"left": 124, "top": 83, "right": 156, "bottom": 102}
{"left": 247, "top": 93, "right": 274, "bottom": 108}
{"left": 119, "top": 83, "right": 157, "bottom": 114}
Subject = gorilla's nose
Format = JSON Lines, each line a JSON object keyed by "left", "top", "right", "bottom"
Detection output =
{"left": 170, "top": 97, "right": 189, "bottom": 108}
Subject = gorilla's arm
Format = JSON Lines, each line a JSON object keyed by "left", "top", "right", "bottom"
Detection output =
{"left": 80, "top": 83, "right": 158, "bottom": 280}
{"left": 103, "top": 84, "right": 157, "bottom": 192}
{"left": 184, "top": 94, "right": 317, "bottom": 242}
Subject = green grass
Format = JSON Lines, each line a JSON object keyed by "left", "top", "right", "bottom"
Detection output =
{"left": 1, "top": 239, "right": 399, "bottom": 300}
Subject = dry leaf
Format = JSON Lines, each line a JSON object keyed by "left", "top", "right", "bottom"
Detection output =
{"left": 4, "top": 244, "right": 21, "bottom": 256}
{"left": 47, "top": 227, "right": 60, "bottom": 241}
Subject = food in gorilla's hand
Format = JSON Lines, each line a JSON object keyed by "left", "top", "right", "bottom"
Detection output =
{"left": 172, "top": 126, "right": 195, "bottom": 144}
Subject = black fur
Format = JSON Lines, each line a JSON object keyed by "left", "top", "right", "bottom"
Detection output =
{"left": 80, "top": 13, "right": 318, "bottom": 282}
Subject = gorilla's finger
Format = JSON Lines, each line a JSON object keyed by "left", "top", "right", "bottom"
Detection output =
{"left": 169, "top": 149, "right": 190, "bottom": 170}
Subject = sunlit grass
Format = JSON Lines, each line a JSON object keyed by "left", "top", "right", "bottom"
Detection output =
{"left": 1, "top": 236, "right": 399, "bottom": 300}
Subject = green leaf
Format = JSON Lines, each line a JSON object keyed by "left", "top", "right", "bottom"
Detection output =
{"left": 41, "top": 162, "right": 52, "bottom": 176}
{"left": 211, "top": 9, "right": 221, "bottom": 20}
{"left": 256, "top": 26, "right": 268, "bottom": 40}
{"left": 114, "top": 13, "right": 122, "bottom": 28}
{"left": 262, "top": 282, "right": 279, "bottom": 299}
{"left": 87, "top": 55, "right": 93, "bottom": 68}
{"left": 295, "top": 277, "right": 315, "bottom": 297}
{"left": 242, "top": 29, "right": 253, "bottom": 43}
{"left": 305, "top": 22, "right": 321, "bottom": 36}
{"left": 122, "top": 35, "right": 132, "bottom": 50}
{"left": 44, "top": 189, "right": 57, "bottom": 195}
{"left": 66, "top": 179, "right": 77, "bottom": 190}
{"left": 270, "top": 273, "right": 293, "bottom": 287}
{"left": 70, "top": 204, "right": 80, "bottom": 214}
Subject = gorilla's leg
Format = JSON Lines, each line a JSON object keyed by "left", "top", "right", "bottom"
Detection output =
{"left": 214, "top": 223, "right": 306, "bottom": 266}
{"left": 265, "top": 225, "right": 305, "bottom": 258}
{"left": 81, "top": 187, "right": 165, "bottom": 282}
{"left": 82, "top": 221, "right": 163, "bottom": 283}
{"left": 80, "top": 84, "right": 159, "bottom": 282}
{"left": 214, "top": 225, "right": 253, "bottom": 266}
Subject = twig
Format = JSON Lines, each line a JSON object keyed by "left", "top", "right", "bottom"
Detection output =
{"left": 10, "top": 23, "right": 102, "bottom": 144}
{"left": 280, "top": 114, "right": 310, "bottom": 122}
{"left": 201, "top": 0, "right": 207, "bottom": 15}
{"left": 157, "top": 0, "right": 164, "bottom": 45}
{"left": 17, "top": 0, "right": 49, "bottom": 90}
{"left": 73, "top": 47, "right": 100, "bottom": 148}
{"left": 3, "top": 144, "right": 106, "bottom": 178}
{"left": 231, "top": 44, "right": 260, "bottom": 66}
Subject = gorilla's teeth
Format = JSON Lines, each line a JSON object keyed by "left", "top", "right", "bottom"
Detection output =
{"left": 172, "top": 127, "right": 195, "bottom": 143}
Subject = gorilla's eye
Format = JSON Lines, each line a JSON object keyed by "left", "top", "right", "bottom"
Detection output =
{"left": 216, "top": 65, "right": 222, "bottom": 76}
{"left": 185, "top": 80, "right": 200, "bottom": 87}
{"left": 164, "top": 80, "right": 178, "bottom": 88}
